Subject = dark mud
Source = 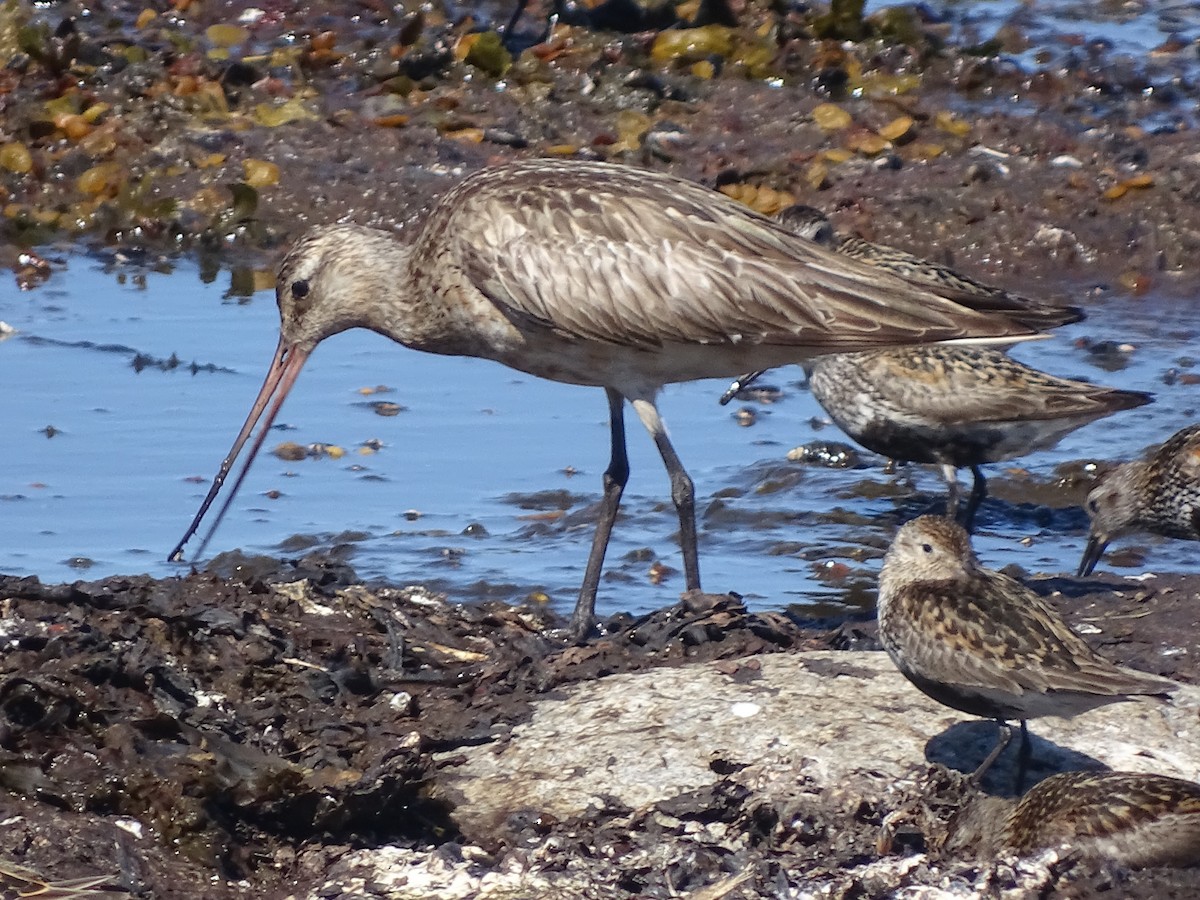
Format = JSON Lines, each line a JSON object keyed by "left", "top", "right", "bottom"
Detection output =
{"left": 1, "top": 0, "right": 1199, "bottom": 299}
{"left": 2, "top": 564, "right": 1199, "bottom": 896}
{"left": 4, "top": 0, "right": 1200, "bottom": 895}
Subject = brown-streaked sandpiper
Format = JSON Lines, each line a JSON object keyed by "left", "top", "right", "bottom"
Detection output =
{"left": 878, "top": 515, "right": 1175, "bottom": 786}
{"left": 1079, "top": 423, "right": 1200, "bottom": 576}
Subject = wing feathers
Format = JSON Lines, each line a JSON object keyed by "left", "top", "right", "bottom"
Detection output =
{"left": 436, "top": 160, "right": 1039, "bottom": 351}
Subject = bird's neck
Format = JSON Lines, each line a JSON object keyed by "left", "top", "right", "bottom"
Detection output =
{"left": 333, "top": 229, "right": 433, "bottom": 347}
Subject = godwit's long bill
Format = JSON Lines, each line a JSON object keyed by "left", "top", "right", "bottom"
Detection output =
{"left": 171, "top": 158, "right": 1050, "bottom": 639}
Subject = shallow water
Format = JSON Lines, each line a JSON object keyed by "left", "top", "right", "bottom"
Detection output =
{"left": 2, "top": 247, "right": 1198, "bottom": 619}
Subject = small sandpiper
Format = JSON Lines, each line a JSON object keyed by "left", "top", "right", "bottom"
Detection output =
{"left": 941, "top": 770, "right": 1200, "bottom": 869}
{"left": 878, "top": 516, "right": 1176, "bottom": 787}
{"left": 723, "top": 208, "right": 1125, "bottom": 529}
{"left": 1079, "top": 422, "right": 1200, "bottom": 576}
{"left": 806, "top": 346, "right": 1151, "bottom": 529}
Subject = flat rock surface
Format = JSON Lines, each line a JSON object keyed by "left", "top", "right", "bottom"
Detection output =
{"left": 437, "top": 651, "right": 1200, "bottom": 843}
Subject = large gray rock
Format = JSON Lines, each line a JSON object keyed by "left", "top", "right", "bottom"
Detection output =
{"left": 299, "top": 650, "right": 1200, "bottom": 898}
{"left": 435, "top": 650, "right": 1198, "bottom": 841}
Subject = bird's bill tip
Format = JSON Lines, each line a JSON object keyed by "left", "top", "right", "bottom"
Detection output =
{"left": 1077, "top": 534, "right": 1108, "bottom": 577}
{"left": 167, "top": 338, "right": 311, "bottom": 562}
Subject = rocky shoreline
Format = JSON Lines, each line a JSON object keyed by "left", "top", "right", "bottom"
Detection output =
{"left": 3, "top": 0, "right": 1200, "bottom": 896}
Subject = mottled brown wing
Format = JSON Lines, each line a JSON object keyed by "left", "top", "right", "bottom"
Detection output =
{"left": 1004, "top": 771, "right": 1200, "bottom": 858}
{"left": 891, "top": 570, "right": 1166, "bottom": 698}
{"left": 837, "top": 237, "right": 1084, "bottom": 328}
{"left": 437, "top": 160, "right": 1039, "bottom": 351}
{"left": 844, "top": 348, "right": 1149, "bottom": 427}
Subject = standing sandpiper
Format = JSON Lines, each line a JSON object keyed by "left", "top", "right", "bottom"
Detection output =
{"left": 1079, "top": 423, "right": 1200, "bottom": 576}
{"left": 169, "top": 159, "right": 1057, "bottom": 640}
{"left": 878, "top": 516, "right": 1176, "bottom": 786}
{"left": 724, "top": 208, "right": 1125, "bottom": 529}
{"left": 941, "top": 770, "right": 1200, "bottom": 869}
{"left": 807, "top": 347, "right": 1151, "bottom": 529}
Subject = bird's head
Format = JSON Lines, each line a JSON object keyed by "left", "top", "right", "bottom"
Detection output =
{"left": 276, "top": 224, "right": 396, "bottom": 351}
{"left": 774, "top": 205, "right": 836, "bottom": 245}
{"left": 1077, "top": 466, "right": 1139, "bottom": 575}
{"left": 882, "top": 515, "right": 978, "bottom": 585}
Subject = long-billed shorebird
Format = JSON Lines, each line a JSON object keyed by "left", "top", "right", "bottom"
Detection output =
{"left": 171, "top": 159, "right": 1062, "bottom": 640}
{"left": 1079, "top": 422, "right": 1200, "bottom": 576}
{"left": 878, "top": 516, "right": 1175, "bottom": 788}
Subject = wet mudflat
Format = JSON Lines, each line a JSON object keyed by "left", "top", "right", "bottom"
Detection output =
{"left": 3, "top": 0, "right": 1200, "bottom": 895}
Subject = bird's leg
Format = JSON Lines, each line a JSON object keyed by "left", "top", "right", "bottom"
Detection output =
{"left": 631, "top": 397, "right": 701, "bottom": 592}
{"left": 942, "top": 464, "right": 963, "bottom": 520}
{"left": 1014, "top": 720, "right": 1032, "bottom": 793}
{"left": 501, "top": 0, "right": 529, "bottom": 38}
{"left": 503, "top": 0, "right": 565, "bottom": 43}
{"left": 961, "top": 465, "right": 987, "bottom": 532}
{"left": 570, "top": 388, "right": 630, "bottom": 641}
{"left": 718, "top": 369, "right": 765, "bottom": 406}
{"left": 969, "top": 719, "right": 1014, "bottom": 787}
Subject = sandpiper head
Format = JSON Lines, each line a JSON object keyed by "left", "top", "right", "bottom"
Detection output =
{"left": 774, "top": 205, "right": 835, "bottom": 245}
{"left": 276, "top": 223, "right": 389, "bottom": 351}
{"left": 881, "top": 515, "right": 978, "bottom": 586}
{"left": 1078, "top": 464, "right": 1140, "bottom": 576}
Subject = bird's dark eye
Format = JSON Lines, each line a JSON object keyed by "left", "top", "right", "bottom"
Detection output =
{"left": 922, "top": 543, "right": 934, "bottom": 554}
{"left": 292, "top": 279, "right": 310, "bottom": 299}
{"left": 1088, "top": 499, "right": 1099, "bottom": 513}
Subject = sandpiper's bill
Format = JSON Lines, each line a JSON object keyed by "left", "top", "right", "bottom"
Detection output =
{"left": 1079, "top": 423, "right": 1200, "bottom": 576}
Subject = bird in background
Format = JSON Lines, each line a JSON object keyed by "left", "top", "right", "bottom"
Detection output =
{"left": 169, "top": 158, "right": 1056, "bottom": 640}
{"left": 877, "top": 515, "right": 1176, "bottom": 790}
{"left": 719, "top": 203, "right": 1084, "bottom": 404}
{"left": 805, "top": 346, "right": 1151, "bottom": 529}
{"left": 1079, "top": 422, "right": 1200, "bottom": 576}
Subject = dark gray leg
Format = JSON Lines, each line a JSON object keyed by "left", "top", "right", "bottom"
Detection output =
{"left": 632, "top": 397, "right": 701, "bottom": 592}
{"left": 1014, "top": 720, "right": 1032, "bottom": 793}
{"left": 503, "top": 0, "right": 564, "bottom": 43}
{"left": 961, "top": 465, "right": 988, "bottom": 532}
{"left": 502, "top": 0, "right": 530, "bottom": 36}
{"left": 569, "top": 388, "right": 630, "bottom": 641}
{"left": 970, "top": 719, "right": 1015, "bottom": 786}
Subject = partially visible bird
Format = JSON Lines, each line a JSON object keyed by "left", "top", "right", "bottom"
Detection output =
{"left": 940, "top": 770, "right": 1200, "bottom": 869}
{"left": 878, "top": 516, "right": 1176, "bottom": 788}
{"left": 168, "top": 160, "right": 1054, "bottom": 641}
{"left": 722, "top": 206, "right": 1137, "bottom": 530}
{"left": 1079, "top": 423, "right": 1200, "bottom": 576}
